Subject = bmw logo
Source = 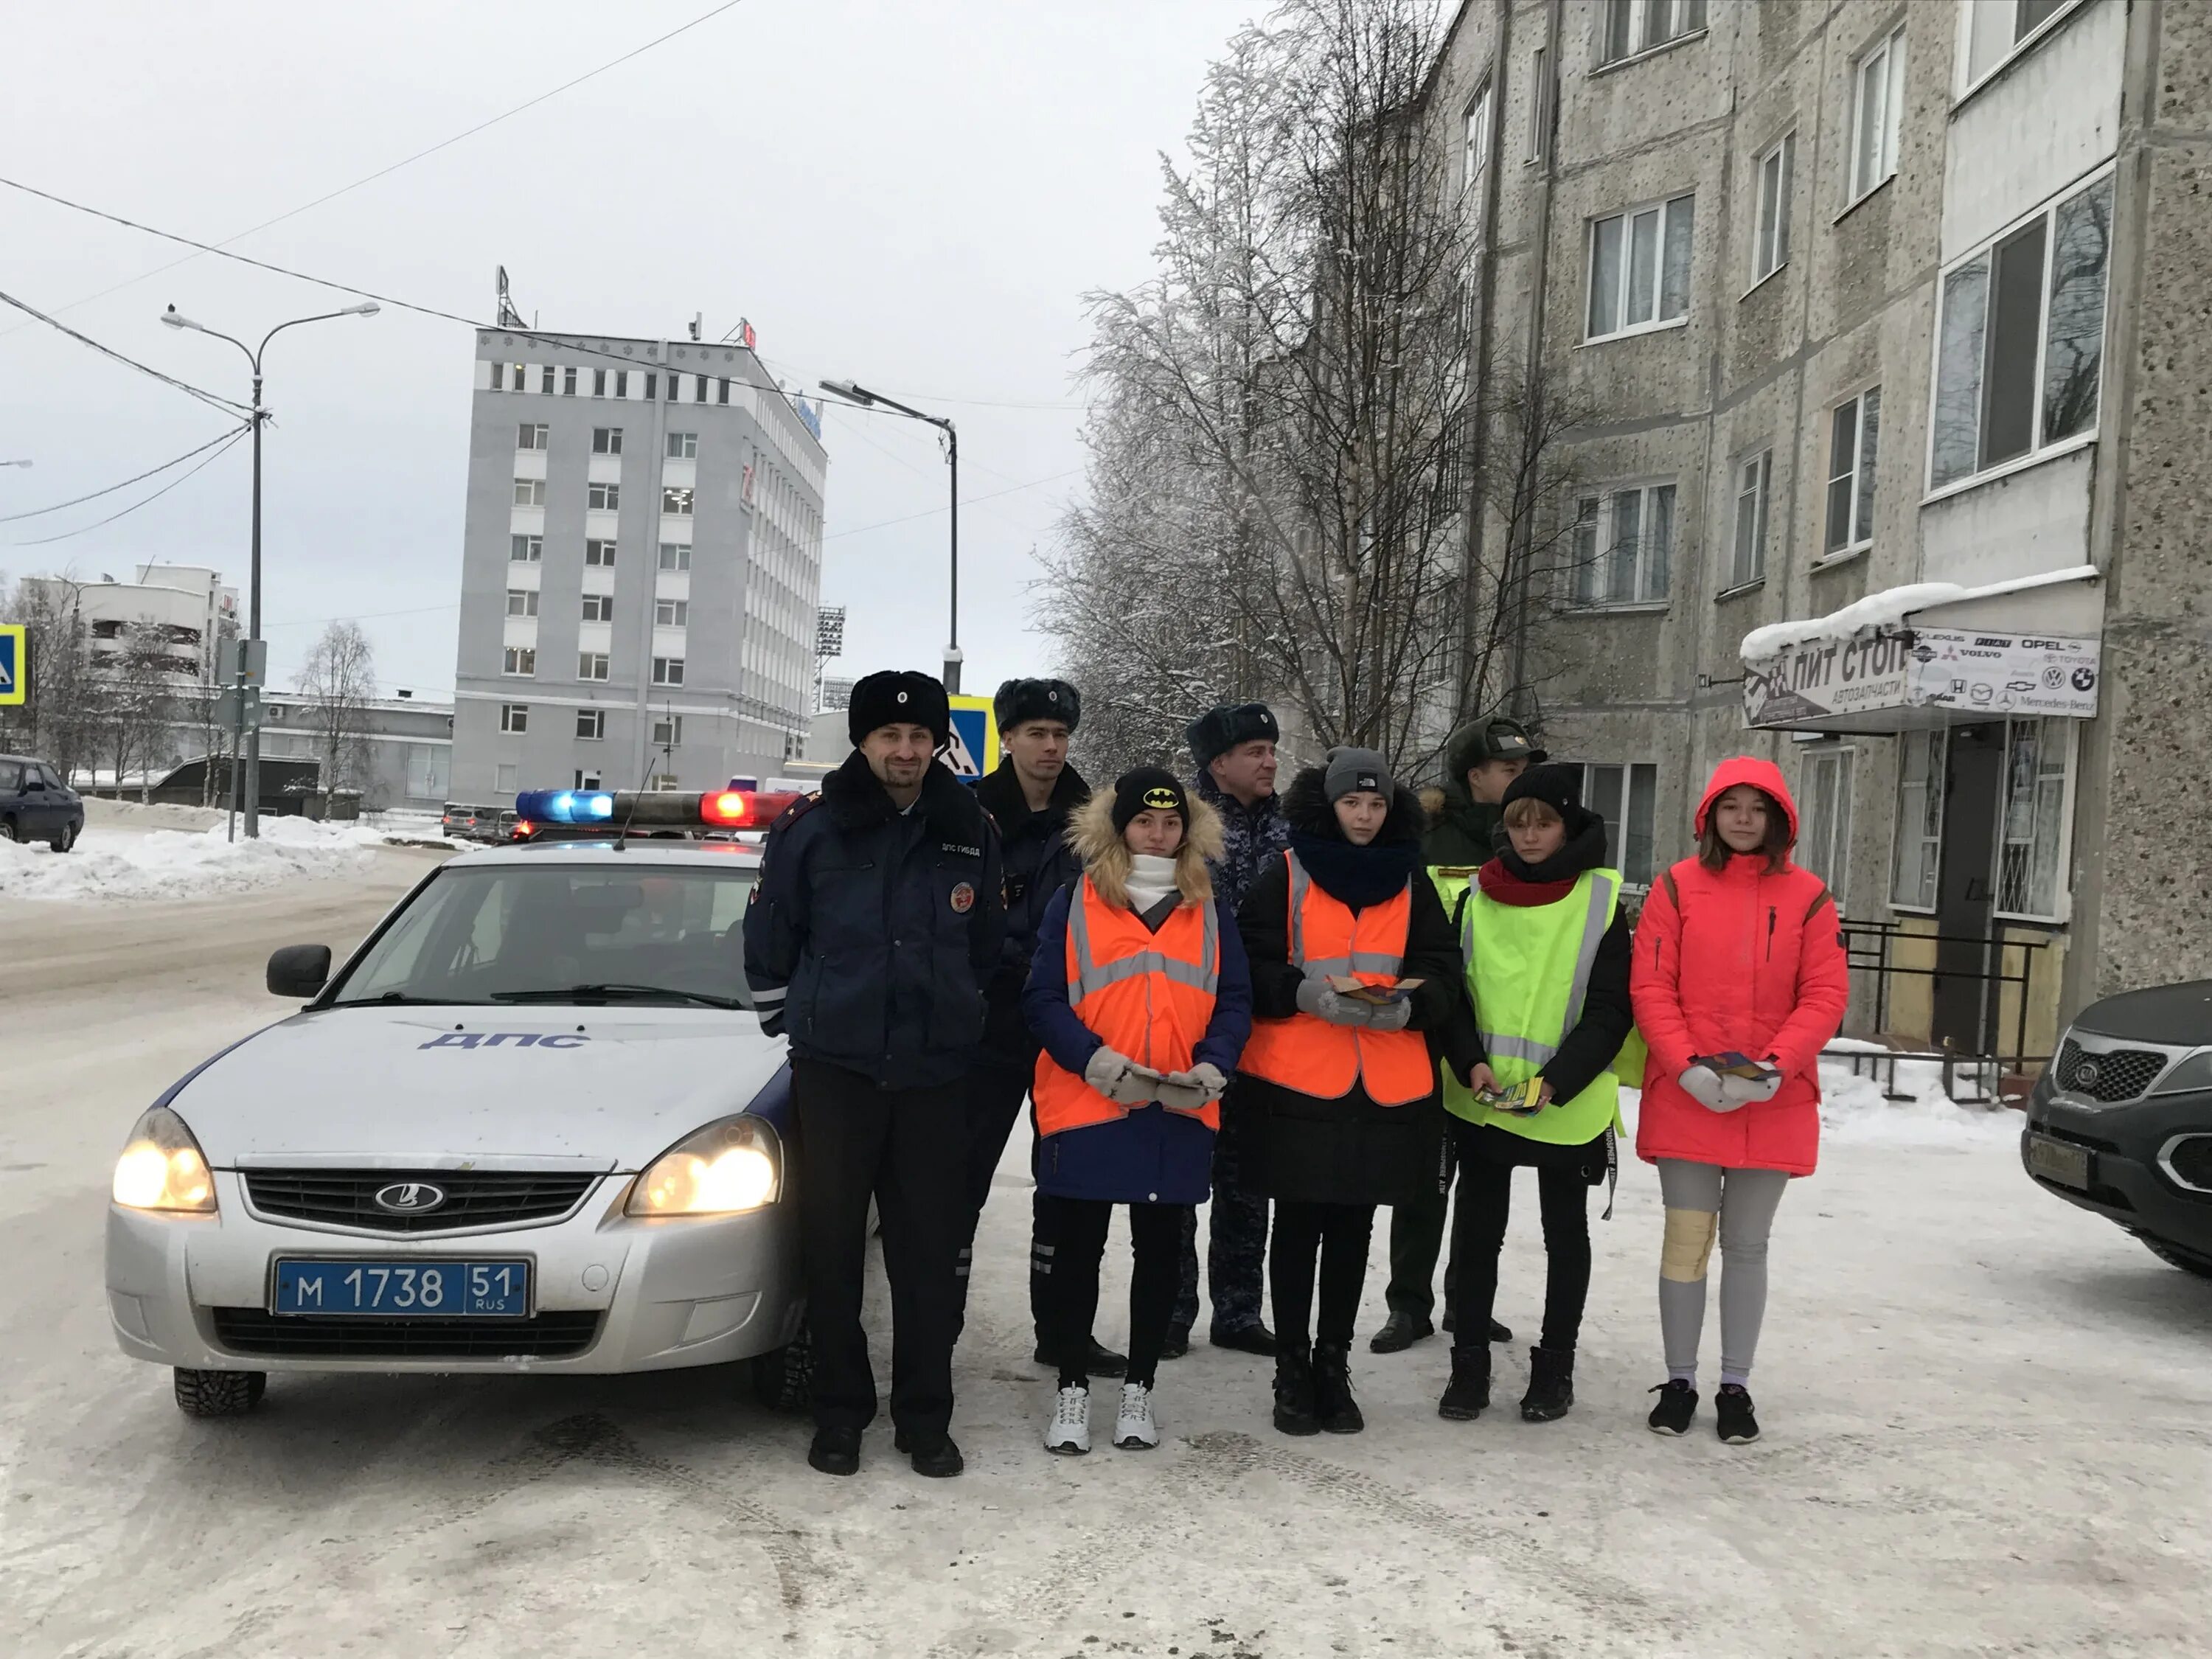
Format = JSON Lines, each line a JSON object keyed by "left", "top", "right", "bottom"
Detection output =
{"left": 2075, "top": 1060, "right": 2101, "bottom": 1090}
{"left": 373, "top": 1181, "right": 448, "bottom": 1214}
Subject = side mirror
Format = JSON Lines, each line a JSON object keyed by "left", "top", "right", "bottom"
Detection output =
{"left": 267, "top": 944, "right": 332, "bottom": 998}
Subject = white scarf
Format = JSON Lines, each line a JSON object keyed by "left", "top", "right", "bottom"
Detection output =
{"left": 1123, "top": 853, "right": 1180, "bottom": 914}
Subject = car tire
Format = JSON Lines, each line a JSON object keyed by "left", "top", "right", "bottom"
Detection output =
{"left": 173, "top": 1367, "right": 268, "bottom": 1417}
{"left": 750, "top": 1322, "right": 813, "bottom": 1415}
{"left": 2140, "top": 1234, "right": 2212, "bottom": 1280}
{"left": 49, "top": 821, "right": 77, "bottom": 853}
{"left": 0, "top": 817, "right": 18, "bottom": 844}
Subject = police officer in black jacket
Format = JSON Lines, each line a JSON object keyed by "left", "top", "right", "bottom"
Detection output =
{"left": 744, "top": 670, "right": 1006, "bottom": 1479}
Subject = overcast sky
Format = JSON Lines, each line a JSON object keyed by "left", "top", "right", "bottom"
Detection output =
{"left": 0, "top": 0, "right": 1253, "bottom": 701}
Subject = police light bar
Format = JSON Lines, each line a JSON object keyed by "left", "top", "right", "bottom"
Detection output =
{"left": 512, "top": 787, "right": 798, "bottom": 830}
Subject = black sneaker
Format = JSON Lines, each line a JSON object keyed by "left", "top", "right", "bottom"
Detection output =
{"left": 1311, "top": 1341, "right": 1366, "bottom": 1435}
{"left": 1714, "top": 1385, "right": 1760, "bottom": 1444}
{"left": 807, "top": 1425, "right": 861, "bottom": 1476}
{"left": 907, "top": 1433, "right": 965, "bottom": 1477}
{"left": 1158, "top": 1325, "right": 1191, "bottom": 1361}
{"left": 1519, "top": 1346, "right": 1575, "bottom": 1423}
{"left": 1211, "top": 1322, "right": 1279, "bottom": 1357}
{"left": 1646, "top": 1380, "right": 1698, "bottom": 1436}
{"left": 1271, "top": 1347, "right": 1321, "bottom": 1436}
{"left": 1368, "top": 1310, "right": 1436, "bottom": 1354}
{"left": 1437, "top": 1346, "right": 1491, "bottom": 1421}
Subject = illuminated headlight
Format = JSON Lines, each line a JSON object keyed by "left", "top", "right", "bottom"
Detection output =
{"left": 111, "top": 1106, "right": 218, "bottom": 1214}
{"left": 627, "top": 1114, "right": 782, "bottom": 1217}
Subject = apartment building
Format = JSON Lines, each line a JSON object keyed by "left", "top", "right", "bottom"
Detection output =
{"left": 19, "top": 564, "right": 238, "bottom": 684}
{"left": 1431, "top": 0, "right": 2209, "bottom": 1054}
{"left": 450, "top": 329, "right": 828, "bottom": 802}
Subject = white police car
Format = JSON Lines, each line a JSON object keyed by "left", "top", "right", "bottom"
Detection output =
{"left": 103, "top": 787, "right": 811, "bottom": 1417}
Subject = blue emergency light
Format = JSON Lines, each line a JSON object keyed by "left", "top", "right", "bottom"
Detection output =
{"left": 509, "top": 785, "right": 798, "bottom": 835}
{"left": 515, "top": 788, "right": 616, "bottom": 824}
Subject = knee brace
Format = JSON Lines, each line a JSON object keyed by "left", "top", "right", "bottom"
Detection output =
{"left": 1660, "top": 1208, "right": 1718, "bottom": 1283}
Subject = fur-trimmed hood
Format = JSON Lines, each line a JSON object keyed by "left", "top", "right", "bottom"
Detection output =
{"left": 1066, "top": 788, "right": 1222, "bottom": 909}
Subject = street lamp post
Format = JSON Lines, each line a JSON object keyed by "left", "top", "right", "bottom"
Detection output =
{"left": 818, "top": 380, "right": 961, "bottom": 693}
{"left": 161, "top": 302, "right": 378, "bottom": 836}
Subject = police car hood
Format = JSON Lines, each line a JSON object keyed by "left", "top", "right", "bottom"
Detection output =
{"left": 170, "top": 1006, "right": 787, "bottom": 1169}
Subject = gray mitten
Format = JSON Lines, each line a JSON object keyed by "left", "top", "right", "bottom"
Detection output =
{"left": 1186, "top": 1061, "right": 1229, "bottom": 1103}
{"left": 1677, "top": 1062, "right": 1734, "bottom": 1113}
{"left": 1295, "top": 978, "right": 1372, "bottom": 1026}
{"left": 1085, "top": 1046, "right": 1138, "bottom": 1099}
{"left": 1719, "top": 1065, "right": 1784, "bottom": 1107}
{"left": 1364, "top": 996, "right": 1413, "bottom": 1033}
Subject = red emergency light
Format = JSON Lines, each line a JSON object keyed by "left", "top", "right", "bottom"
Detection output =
{"left": 701, "top": 789, "right": 797, "bottom": 829}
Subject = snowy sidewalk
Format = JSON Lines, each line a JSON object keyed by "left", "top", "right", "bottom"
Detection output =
{"left": 0, "top": 815, "right": 392, "bottom": 902}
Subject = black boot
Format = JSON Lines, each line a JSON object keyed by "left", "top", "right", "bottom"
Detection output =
{"left": 1271, "top": 1345, "right": 1320, "bottom": 1436}
{"left": 1310, "top": 1341, "right": 1366, "bottom": 1435}
{"left": 1519, "top": 1345, "right": 1575, "bottom": 1422}
{"left": 1436, "top": 1345, "right": 1490, "bottom": 1420}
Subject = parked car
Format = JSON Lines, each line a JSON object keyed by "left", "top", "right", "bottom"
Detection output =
{"left": 2023, "top": 978, "right": 2212, "bottom": 1279}
{"left": 439, "top": 801, "right": 504, "bottom": 842}
{"left": 0, "top": 754, "right": 84, "bottom": 851}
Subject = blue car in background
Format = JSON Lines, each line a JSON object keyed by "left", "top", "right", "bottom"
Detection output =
{"left": 0, "top": 754, "right": 83, "bottom": 851}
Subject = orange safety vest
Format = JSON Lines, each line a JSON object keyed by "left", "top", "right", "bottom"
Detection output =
{"left": 1237, "top": 850, "right": 1432, "bottom": 1107}
{"left": 1032, "top": 876, "right": 1225, "bottom": 1135}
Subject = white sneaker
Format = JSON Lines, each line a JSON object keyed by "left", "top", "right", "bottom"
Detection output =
{"left": 1045, "top": 1385, "right": 1091, "bottom": 1455}
{"left": 1114, "top": 1381, "right": 1160, "bottom": 1450}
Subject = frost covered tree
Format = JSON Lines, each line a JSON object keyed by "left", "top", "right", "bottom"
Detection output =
{"left": 296, "top": 619, "right": 376, "bottom": 800}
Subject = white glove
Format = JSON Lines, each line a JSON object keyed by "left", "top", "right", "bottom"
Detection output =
{"left": 1296, "top": 978, "right": 1372, "bottom": 1026}
{"left": 1719, "top": 1065, "right": 1784, "bottom": 1107}
{"left": 1158, "top": 1062, "right": 1229, "bottom": 1115}
{"left": 1677, "top": 1062, "right": 1735, "bottom": 1113}
{"left": 1185, "top": 1061, "right": 1228, "bottom": 1102}
{"left": 1364, "top": 996, "right": 1413, "bottom": 1033}
{"left": 1086, "top": 1046, "right": 1156, "bottom": 1105}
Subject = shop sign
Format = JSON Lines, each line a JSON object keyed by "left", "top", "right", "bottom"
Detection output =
{"left": 1745, "top": 628, "right": 2100, "bottom": 728}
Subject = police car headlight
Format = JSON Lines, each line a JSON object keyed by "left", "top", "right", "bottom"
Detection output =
{"left": 111, "top": 1106, "right": 218, "bottom": 1214}
{"left": 628, "top": 1115, "right": 782, "bottom": 1216}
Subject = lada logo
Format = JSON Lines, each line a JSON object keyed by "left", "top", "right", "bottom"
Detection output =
{"left": 372, "top": 1181, "right": 448, "bottom": 1214}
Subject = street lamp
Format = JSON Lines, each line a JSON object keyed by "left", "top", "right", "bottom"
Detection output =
{"left": 0, "top": 458, "right": 30, "bottom": 468}
{"left": 161, "top": 301, "right": 379, "bottom": 838}
{"left": 818, "top": 379, "right": 961, "bottom": 693}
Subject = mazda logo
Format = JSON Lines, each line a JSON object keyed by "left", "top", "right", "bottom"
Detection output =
{"left": 372, "top": 1181, "right": 448, "bottom": 1214}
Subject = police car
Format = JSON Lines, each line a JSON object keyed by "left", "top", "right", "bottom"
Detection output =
{"left": 103, "top": 786, "right": 811, "bottom": 1418}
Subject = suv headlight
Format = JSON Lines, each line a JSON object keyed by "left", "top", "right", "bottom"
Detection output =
{"left": 112, "top": 1106, "right": 218, "bottom": 1214}
{"left": 627, "top": 1114, "right": 782, "bottom": 1216}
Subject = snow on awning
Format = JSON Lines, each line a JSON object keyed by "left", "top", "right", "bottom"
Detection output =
{"left": 1739, "top": 566, "right": 2103, "bottom": 734}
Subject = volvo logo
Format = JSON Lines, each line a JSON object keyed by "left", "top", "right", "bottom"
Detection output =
{"left": 372, "top": 1181, "right": 448, "bottom": 1214}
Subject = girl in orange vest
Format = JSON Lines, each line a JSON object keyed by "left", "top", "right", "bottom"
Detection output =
{"left": 1022, "top": 768, "right": 1253, "bottom": 1454}
{"left": 1237, "top": 748, "right": 1461, "bottom": 1435}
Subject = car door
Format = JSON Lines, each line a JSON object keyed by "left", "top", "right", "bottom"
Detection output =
{"left": 18, "top": 763, "right": 59, "bottom": 839}
{"left": 0, "top": 760, "right": 24, "bottom": 837}
{"left": 37, "top": 765, "right": 77, "bottom": 839}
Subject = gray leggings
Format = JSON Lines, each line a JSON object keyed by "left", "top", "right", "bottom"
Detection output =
{"left": 1655, "top": 1159, "right": 1789, "bottom": 1385}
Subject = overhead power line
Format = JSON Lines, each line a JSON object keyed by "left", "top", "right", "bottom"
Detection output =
{"left": 1, "top": 428, "right": 247, "bottom": 547}
{"left": 0, "top": 426, "right": 248, "bottom": 523}
{"left": 0, "top": 286, "right": 250, "bottom": 418}
{"left": 824, "top": 470, "right": 1081, "bottom": 541}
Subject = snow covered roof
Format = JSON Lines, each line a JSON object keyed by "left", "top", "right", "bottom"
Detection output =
{"left": 1740, "top": 565, "right": 2100, "bottom": 661}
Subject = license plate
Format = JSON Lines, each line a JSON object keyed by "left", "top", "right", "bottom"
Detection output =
{"left": 272, "top": 1259, "right": 531, "bottom": 1317}
{"left": 2025, "top": 1133, "right": 2092, "bottom": 1192}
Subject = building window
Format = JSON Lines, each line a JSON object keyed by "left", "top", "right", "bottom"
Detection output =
{"left": 644, "top": 373, "right": 657, "bottom": 401}
{"left": 517, "top": 422, "right": 547, "bottom": 451}
{"left": 592, "top": 427, "right": 624, "bottom": 456}
{"left": 588, "top": 481, "right": 621, "bottom": 512}
{"left": 658, "top": 541, "right": 692, "bottom": 572}
{"left": 717, "top": 377, "right": 731, "bottom": 405}
{"left": 1462, "top": 80, "right": 1492, "bottom": 200}
{"left": 1582, "top": 762, "right": 1658, "bottom": 886}
{"left": 1930, "top": 171, "right": 2112, "bottom": 491}
{"left": 490, "top": 362, "right": 504, "bottom": 391}
{"left": 509, "top": 534, "right": 542, "bottom": 563}
{"left": 500, "top": 703, "right": 529, "bottom": 734}
{"left": 664, "top": 373, "right": 680, "bottom": 403}
{"left": 506, "top": 588, "right": 539, "bottom": 618}
{"left": 574, "top": 770, "right": 602, "bottom": 790}
{"left": 1752, "top": 133, "right": 1794, "bottom": 284}
{"left": 1796, "top": 748, "right": 1854, "bottom": 911}
{"left": 496, "top": 762, "right": 518, "bottom": 793}
{"left": 1997, "top": 717, "right": 2073, "bottom": 920}
{"left": 1568, "top": 483, "right": 1674, "bottom": 607}
{"left": 502, "top": 647, "right": 536, "bottom": 677}
{"left": 652, "top": 714, "right": 684, "bottom": 747}
{"left": 655, "top": 597, "right": 689, "bottom": 627}
{"left": 653, "top": 656, "right": 685, "bottom": 686}
{"left": 582, "top": 594, "right": 614, "bottom": 623}
{"left": 576, "top": 708, "right": 605, "bottom": 741}
{"left": 585, "top": 538, "right": 617, "bottom": 568}
{"left": 1825, "top": 388, "right": 1881, "bottom": 555}
{"left": 1527, "top": 46, "right": 1551, "bottom": 163}
{"left": 1851, "top": 28, "right": 1906, "bottom": 205}
{"left": 1599, "top": 0, "right": 1706, "bottom": 66}
{"left": 1729, "top": 451, "right": 1771, "bottom": 588}
{"left": 662, "top": 486, "right": 695, "bottom": 516}
{"left": 512, "top": 477, "right": 545, "bottom": 507}
{"left": 591, "top": 369, "right": 607, "bottom": 397}
{"left": 1586, "top": 194, "right": 1695, "bottom": 340}
{"left": 650, "top": 773, "right": 681, "bottom": 791}
{"left": 1966, "top": 0, "right": 2083, "bottom": 91}
{"left": 613, "top": 370, "right": 628, "bottom": 399}
{"left": 563, "top": 366, "right": 577, "bottom": 396}
{"left": 579, "top": 652, "right": 610, "bottom": 681}
{"left": 667, "top": 431, "right": 698, "bottom": 459}
{"left": 539, "top": 365, "right": 557, "bottom": 394}
{"left": 1891, "top": 728, "right": 1947, "bottom": 910}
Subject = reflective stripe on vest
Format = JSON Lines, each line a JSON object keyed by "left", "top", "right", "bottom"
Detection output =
{"left": 1461, "top": 867, "right": 1616, "bottom": 1068}
{"left": 1067, "top": 882, "right": 1220, "bottom": 1001}
{"left": 1286, "top": 855, "right": 1405, "bottom": 978}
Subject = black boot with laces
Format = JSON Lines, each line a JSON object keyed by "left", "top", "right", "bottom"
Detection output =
{"left": 1310, "top": 1341, "right": 1365, "bottom": 1434}
{"left": 1519, "top": 1346, "right": 1575, "bottom": 1422}
{"left": 1272, "top": 1345, "right": 1320, "bottom": 1436}
{"left": 1646, "top": 1378, "right": 1697, "bottom": 1436}
{"left": 1437, "top": 1345, "right": 1490, "bottom": 1421}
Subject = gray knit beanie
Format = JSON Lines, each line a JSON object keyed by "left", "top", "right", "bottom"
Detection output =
{"left": 1321, "top": 746, "right": 1391, "bottom": 803}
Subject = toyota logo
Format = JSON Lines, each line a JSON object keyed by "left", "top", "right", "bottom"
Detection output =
{"left": 372, "top": 1181, "right": 448, "bottom": 1214}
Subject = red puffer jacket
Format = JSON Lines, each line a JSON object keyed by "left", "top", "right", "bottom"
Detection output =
{"left": 1631, "top": 757, "right": 1850, "bottom": 1176}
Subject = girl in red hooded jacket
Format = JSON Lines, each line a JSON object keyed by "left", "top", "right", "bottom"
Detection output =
{"left": 1630, "top": 757, "right": 1848, "bottom": 1444}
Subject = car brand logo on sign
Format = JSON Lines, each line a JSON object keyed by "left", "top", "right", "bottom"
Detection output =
{"left": 372, "top": 1181, "right": 448, "bottom": 1214}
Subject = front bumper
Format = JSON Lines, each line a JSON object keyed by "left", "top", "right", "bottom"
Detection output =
{"left": 2021, "top": 1085, "right": 2212, "bottom": 1260}
{"left": 105, "top": 1170, "right": 801, "bottom": 1374}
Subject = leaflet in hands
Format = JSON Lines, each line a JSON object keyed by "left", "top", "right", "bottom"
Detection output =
{"left": 1129, "top": 1062, "right": 1210, "bottom": 1114}
{"left": 1472, "top": 1077, "right": 1546, "bottom": 1116}
{"left": 1696, "top": 1051, "right": 1782, "bottom": 1082}
{"left": 1325, "top": 975, "right": 1426, "bottom": 1005}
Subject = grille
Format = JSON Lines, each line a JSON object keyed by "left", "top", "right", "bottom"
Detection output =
{"left": 2166, "top": 1135, "right": 2212, "bottom": 1194}
{"left": 243, "top": 1169, "right": 599, "bottom": 1233}
{"left": 212, "top": 1308, "right": 601, "bottom": 1359}
{"left": 2053, "top": 1040, "right": 2168, "bottom": 1104}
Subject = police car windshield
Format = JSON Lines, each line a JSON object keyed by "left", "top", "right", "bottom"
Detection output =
{"left": 329, "top": 863, "right": 759, "bottom": 1010}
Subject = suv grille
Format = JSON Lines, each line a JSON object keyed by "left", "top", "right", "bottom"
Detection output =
{"left": 212, "top": 1308, "right": 600, "bottom": 1358}
{"left": 243, "top": 1169, "right": 599, "bottom": 1233}
{"left": 2053, "top": 1040, "right": 2168, "bottom": 1104}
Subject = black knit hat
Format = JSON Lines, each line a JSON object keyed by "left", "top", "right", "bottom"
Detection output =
{"left": 847, "top": 669, "right": 950, "bottom": 748}
{"left": 1186, "top": 702, "right": 1279, "bottom": 771}
{"left": 1500, "top": 762, "right": 1585, "bottom": 822}
{"left": 1110, "top": 767, "right": 1188, "bottom": 834}
{"left": 993, "top": 677, "right": 1081, "bottom": 735}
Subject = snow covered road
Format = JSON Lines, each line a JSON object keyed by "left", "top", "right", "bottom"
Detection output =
{"left": 1, "top": 865, "right": 2205, "bottom": 1658}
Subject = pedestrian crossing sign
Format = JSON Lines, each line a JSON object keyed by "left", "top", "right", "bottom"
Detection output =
{"left": 0, "top": 625, "right": 24, "bottom": 706}
{"left": 941, "top": 695, "right": 1000, "bottom": 781}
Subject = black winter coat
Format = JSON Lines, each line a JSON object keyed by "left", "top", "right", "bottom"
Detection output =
{"left": 743, "top": 750, "right": 1005, "bottom": 1088}
{"left": 1235, "top": 770, "right": 1457, "bottom": 1207}
{"left": 973, "top": 760, "right": 1088, "bottom": 1060}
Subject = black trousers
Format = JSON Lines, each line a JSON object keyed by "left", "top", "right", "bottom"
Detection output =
{"left": 956, "top": 1054, "right": 1032, "bottom": 1326}
{"left": 1446, "top": 1146, "right": 1592, "bottom": 1354}
{"left": 1175, "top": 1082, "right": 1268, "bottom": 1336}
{"left": 1035, "top": 1195, "right": 1187, "bottom": 1389}
{"left": 1382, "top": 1147, "right": 1461, "bottom": 1321}
{"left": 792, "top": 1059, "right": 969, "bottom": 1439}
{"left": 1269, "top": 1200, "right": 1375, "bottom": 1350}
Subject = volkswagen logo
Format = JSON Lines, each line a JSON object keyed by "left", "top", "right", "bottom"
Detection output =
{"left": 372, "top": 1181, "right": 448, "bottom": 1214}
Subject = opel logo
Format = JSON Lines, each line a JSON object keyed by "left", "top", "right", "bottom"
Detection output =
{"left": 373, "top": 1181, "right": 448, "bottom": 1214}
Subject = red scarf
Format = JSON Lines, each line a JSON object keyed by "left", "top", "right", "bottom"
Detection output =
{"left": 1477, "top": 857, "right": 1577, "bottom": 907}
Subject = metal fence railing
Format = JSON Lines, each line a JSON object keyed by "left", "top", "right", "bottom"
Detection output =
{"left": 1821, "top": 918, "right": 2055, "bottom": 1106}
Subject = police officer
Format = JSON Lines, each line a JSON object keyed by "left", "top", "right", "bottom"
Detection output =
{"left": 745, "top": 669, "right": 1006, "bottom": 1478}
{"left": 1370, "top": 712, "right": 1542, "bottom": 1354}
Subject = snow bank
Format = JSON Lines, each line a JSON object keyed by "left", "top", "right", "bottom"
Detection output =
{"left": 0, "top": 816, "right": 386, "bottom": 903}
{"left": 1818, "top": 1053, "right": 2017, "bottom": 1148}
{"left": 1739, "top": 563, "right": 2101, "bottom": 660}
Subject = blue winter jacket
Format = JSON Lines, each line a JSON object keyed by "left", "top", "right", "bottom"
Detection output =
{"left": 1020, "top": 884, "right": 1252, "bottom": 1204}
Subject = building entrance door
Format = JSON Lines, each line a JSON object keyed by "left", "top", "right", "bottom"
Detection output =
{"left": 1932, "top": 722, "right": 2003, "bottom": 1052}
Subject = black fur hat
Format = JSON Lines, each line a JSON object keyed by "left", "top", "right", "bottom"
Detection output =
{"left": 993, "top": 678, "right": 1081, "bottom": 735}
{"left": 1185, "top": 702, "right": 1279, "bottom": 771}
{"left": 847, "top": 670, "right": 950, "bottom": 748}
